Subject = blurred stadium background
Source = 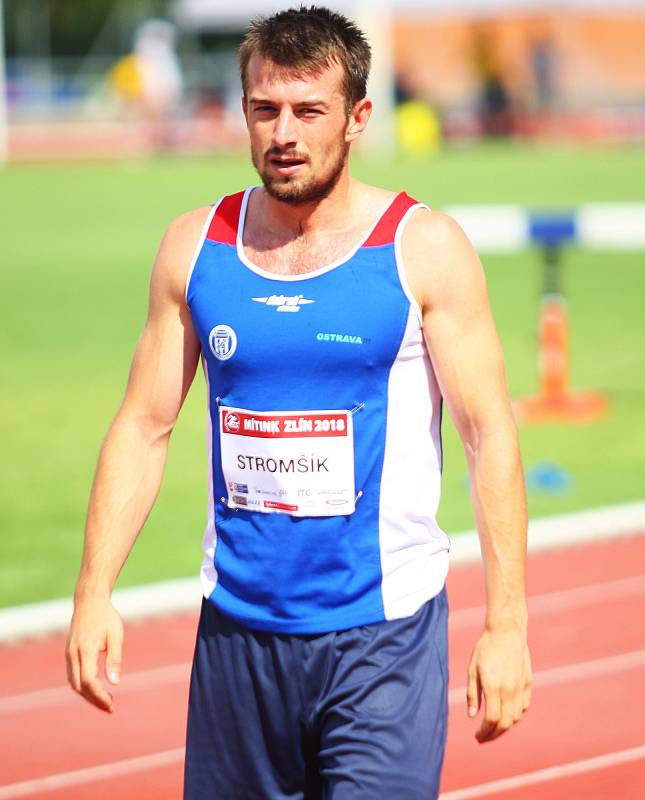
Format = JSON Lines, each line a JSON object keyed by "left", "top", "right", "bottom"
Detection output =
{"left": 1, "top": 0, "right": 644, "bottom": 608}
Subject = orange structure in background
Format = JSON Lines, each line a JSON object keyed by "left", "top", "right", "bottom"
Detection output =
{"left": 514, "top": 243, "right": 608, "bottom": 424}
{"left": 392, "top": 12, "right": 645, "bottom": 120}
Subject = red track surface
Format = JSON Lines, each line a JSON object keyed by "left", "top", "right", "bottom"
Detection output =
{"left": 1, "top": 533, "right": 644, "bottom": 798}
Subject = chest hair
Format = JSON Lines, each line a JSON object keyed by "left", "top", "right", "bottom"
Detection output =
{"left": 244, "top": 226, "right": 368, "bottom": 275}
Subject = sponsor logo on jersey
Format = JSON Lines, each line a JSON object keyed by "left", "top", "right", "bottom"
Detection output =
{"left": 223, "top": 412, "right": 240, "bottom": 432}
{"left": 264, "top": 500, "right": 298, "bottom": 512}
{"left": 227, "top": 481, "right": 248, "bottom": 494}
{"left": 232, "top": 494, "right": 248, "bottom": 506}
{"left": 209, "top": 324, "right": 237, "bottom": 360}
{"left": 252, "top": 294, "right": 315, "bottom": 312}
{"left": 316, "top": 332, "right": 364, "bottom": 345}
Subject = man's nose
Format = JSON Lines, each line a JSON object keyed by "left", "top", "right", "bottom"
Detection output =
{"left": 272, "top": 108, "right": 298, "bottom": 150}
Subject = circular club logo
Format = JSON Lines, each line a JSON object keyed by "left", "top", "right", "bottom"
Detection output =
{"left": 209, "top": 324, "right": 237, "bottom": 361}
{"left": 223, "top": 412, "right": 240, "bottom": 433}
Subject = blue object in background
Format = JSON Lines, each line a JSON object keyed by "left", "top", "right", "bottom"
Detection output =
{"left": 529, "top": 213, "right": 576, "bottom": 246}
{"left": 525, "top": 461, "right": 573, "bottom": 495}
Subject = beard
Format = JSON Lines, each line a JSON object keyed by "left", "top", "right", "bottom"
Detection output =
{"left": 252, "top": 134, "right": 348, "bottom": 206}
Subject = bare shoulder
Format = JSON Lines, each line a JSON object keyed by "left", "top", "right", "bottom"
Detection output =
{"left": 401, "top": 206, "right": 488, "bottom": 313}
{"left": 151, "top": 205, "right": 213, "bottom": 300}
{"left": 157, "top": 205, "right": 213, "bottom": 269}
{"left": 368, "top": 185, "right": 399, "bottom": 205}
{"left": 353, "top": 181, "right": 399, "bottom": 216}
{"left": 402, "top": 207, "right": 479, "bottom": 269}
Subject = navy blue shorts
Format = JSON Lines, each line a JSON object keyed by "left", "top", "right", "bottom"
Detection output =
{"left": 184, "top": 588, "right": 449, "bottom": 799}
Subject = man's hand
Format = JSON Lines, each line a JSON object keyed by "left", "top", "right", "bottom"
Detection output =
{"left": 466, "top": 623, "right": 532, "bottom": 743}
{"left": 65, "top": 596, "right": 124, "bottom": 713}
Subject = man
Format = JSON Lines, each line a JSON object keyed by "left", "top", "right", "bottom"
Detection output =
{"left": 66, "top": 6, "right": 531, "bottom": 798}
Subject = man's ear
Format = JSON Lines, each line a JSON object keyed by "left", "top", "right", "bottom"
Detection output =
{"left": 345, "top": 97, "right": 373, "bottom": 143}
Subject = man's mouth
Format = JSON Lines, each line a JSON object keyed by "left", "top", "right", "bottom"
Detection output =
{"left": 269, "top": 155, "right": 308, "bottom": 174}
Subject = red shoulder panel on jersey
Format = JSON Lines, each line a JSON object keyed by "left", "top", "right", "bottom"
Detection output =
{"left": 206, "top": 191, "right": 245, "bottom": 244}
{"left": 362, "top": 192, "right": 420, "bottom": 247}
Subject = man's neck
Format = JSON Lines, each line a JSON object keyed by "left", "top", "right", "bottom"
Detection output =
{"left": 259, "top": 172, "right": 358, "bottom": 239}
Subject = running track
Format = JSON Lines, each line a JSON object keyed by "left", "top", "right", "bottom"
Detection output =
{"left": 1, "top": 533, "right": 644, "bottom": 799}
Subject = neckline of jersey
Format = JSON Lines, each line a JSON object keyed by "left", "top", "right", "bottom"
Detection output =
{"left": 235, "top": 185, "right": 400, "bottom": 283}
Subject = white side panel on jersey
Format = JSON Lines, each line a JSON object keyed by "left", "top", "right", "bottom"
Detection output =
{"left": 379, "top": 310, "right": 450, "bottom": 620}
{"left": 393, "top": 201, "right": 427, "bottom": 321}
{"left": 199, "top": 358, "right": 219, "bottom": 598}
{"left": 185, "top": 199, "right": 221, "bottom": 301}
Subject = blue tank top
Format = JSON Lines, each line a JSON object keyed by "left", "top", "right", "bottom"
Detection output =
{"left": 186, "top": 187, "right": 449, "bottom": 633}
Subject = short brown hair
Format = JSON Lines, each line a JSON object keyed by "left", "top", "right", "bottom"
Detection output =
{"left": 239, "top": 5, "right": 371, "bottom": 113}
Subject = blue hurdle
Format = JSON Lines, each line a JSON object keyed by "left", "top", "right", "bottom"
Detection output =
{"left": 445, "top": 203, "right": 645, "bottom": 252}
{"left": 442, "top": 204, "right": 645, "bottom": 422}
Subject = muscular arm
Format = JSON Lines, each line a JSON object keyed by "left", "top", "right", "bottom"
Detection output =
{"left": 403, "top": 209, "right": 532, "bottom": 742}
{"left": 66, "top": 206, "right": 211, "bottom": 712}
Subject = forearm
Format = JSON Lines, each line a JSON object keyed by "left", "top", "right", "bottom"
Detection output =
{"left": 465, "top": 419, "right": 528, "bottom": 630}
{"left": 75, "top": 411, "right": 171, "bottom": 601}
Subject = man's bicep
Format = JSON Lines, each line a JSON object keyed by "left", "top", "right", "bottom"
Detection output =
{"left": 423, "top": 296, "right": 510, "bottom": 445}
{"left": 122, "top": 301, "right": 200, "bottom": 436}
{"left": 118, "top": 210, "right": 209, "bottom": 435}
{"left": 409, "top": 212, "right": 513, "bottom": 445}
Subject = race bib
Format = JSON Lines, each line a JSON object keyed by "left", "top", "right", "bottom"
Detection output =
{"left": 219, "top": 405, "right": 356, "bottom": 517}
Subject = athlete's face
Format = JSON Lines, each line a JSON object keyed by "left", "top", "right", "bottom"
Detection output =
{"left": 243, "top": 55, "right": 369, "bottom": 205}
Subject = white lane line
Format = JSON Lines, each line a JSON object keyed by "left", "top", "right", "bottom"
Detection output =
{"left": 3, "top": 572, "right": 644, "bottom": 716}
{"left": 438, "top": 743, "right": 645, "bottom": 799}
{"left": 1, "top": 663, "right": 644, "bottom": 800}
{"left": 1, "top": 740, "right": 644, "bottom": 799}
{"left": 3, "top": 643, "right": 644, "bottom": 720}
{"left": 0, "top": 748, "right": 185, "bottom": 799}
{"left": 448, "top": 647, "right": 645, "bottom": 706}
{"left": 0, "top": 663, "right": 190, "bottom": 715}
{"left": 449, "top": 573, "right": 645, "bottom": 629}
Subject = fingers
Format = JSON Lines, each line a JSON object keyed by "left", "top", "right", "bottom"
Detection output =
{"left": 79, "top": 647, "right": 114, "bottom": 712}
{"left": 466, "top": 665, "right": 480, "bottom": 719}
{"left": 476, "top": 683, "right": 526, "bottom": 743}
{"left": 66, "top": 600, "right": 125, "bottom": 712}
{"left": 65, "top": 637, "right": 81, "bottom": 694}
{"left": 476, "top": 689, "right": 502, "bottom": 743}
{"left": 65, "top": 636, "right": 114, "bottom": 712}
{"left": 523, "top": 683, "right": 532, "bottom": 712}
{"left": 522, "top": 661, "right": 533, "bottom": 712}
{"left": 511, "top": 691, "right": 524, "bottom": 723}
{"left": 105, "top": 617, "right": 124, "bottom": 686}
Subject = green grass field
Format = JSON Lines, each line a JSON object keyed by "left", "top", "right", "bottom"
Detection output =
{"left": 1, "top": 142, "right": 644, "bottom": 607}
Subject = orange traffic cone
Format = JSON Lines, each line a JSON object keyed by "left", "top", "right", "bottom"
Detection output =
{"left": 514, "top": 294, "right": 608, "bottom": 423}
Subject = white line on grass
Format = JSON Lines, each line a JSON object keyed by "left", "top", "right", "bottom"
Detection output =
{"left": 2, "top": 573, "right": 644, "bottom": 714}
{"left": 438, "top": 744, "right": 645, "bottom": 799}
{"left": 448, "top": 500, "right": 645, "bottom": 565}
{"left": 1, "top": 499, "right": 643, "bottom": 643}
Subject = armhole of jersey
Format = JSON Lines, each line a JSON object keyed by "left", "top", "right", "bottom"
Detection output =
{"left": 394, "top": 202, "right": 430, "bottom": 322}
{"left": 184, "top": 198, "right": 224, "bottom": 303}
